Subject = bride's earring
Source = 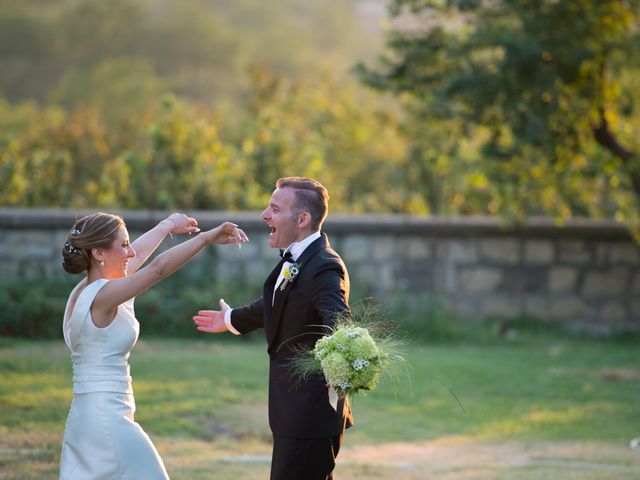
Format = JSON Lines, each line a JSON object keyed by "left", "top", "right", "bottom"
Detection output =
{"left": 100, "top": 261, "right": 105, "bottom": 267}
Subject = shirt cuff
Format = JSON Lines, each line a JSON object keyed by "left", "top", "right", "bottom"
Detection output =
{"left": 224, "top": 308, "right": 241, "bottom": 335}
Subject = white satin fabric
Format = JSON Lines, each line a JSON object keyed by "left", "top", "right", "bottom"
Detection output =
{"left": 59, "top": 278, "right": 169, "bottom": 479}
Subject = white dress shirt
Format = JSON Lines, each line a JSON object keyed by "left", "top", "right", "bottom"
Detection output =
{"left": 224, "top": 231, "right": 322, "bottom": 335}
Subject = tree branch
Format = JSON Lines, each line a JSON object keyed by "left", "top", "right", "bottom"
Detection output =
{"left": 592, "top": 107, "right": 640, "bottom": 195}
{"left": 592, "top": 108, "right": 633, "bottom": 161}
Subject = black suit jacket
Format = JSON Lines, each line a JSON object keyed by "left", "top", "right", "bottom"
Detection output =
{"left": 230, "top": 233, "right": 354, "bottom": 438}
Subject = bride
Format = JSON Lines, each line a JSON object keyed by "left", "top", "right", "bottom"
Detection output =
{"left": 59, "top": 212, "right": 247, "bottom": 479}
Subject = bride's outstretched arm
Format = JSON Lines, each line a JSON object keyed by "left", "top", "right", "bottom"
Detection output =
{"left": 92, "top": 222, "right": 248, "bottom": 324}
{"left": 128, "top": 213, "right": 200, "bottom": 274}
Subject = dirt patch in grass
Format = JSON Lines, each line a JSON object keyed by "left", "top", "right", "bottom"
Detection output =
{"left": 335, "top": 437, "right": 640, "bottom": 479}
{"left": 550, "top": 367, "right": 640, "bottom": 382}
{"left": 2, "top": 431, "right": 640, "bottom": 480}
{"left": 157, "top": 436, "right": 640, "bottom": 480}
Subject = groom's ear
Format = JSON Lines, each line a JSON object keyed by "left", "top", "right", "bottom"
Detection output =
{"left": 297, "top": 212, "right": 312, "bottom": 229}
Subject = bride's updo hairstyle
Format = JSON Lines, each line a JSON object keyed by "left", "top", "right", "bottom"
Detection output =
{"left": 62, "top": 212, "right": 126, "bottom": 274}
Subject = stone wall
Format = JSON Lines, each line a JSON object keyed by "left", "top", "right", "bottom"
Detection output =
{"left": 1, "top": 208, "right": 639, "bottom": 332}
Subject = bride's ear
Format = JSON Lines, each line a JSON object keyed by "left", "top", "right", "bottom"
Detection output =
{"left": 91, "top": 247, "right": 104, "bottom": 263}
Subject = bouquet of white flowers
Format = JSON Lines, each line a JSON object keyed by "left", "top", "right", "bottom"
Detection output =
{"left": 287, "top": 313, "right": 407, "bottom": 397}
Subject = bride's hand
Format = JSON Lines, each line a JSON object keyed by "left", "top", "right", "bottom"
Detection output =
{"left": 202, "top": 222, "right": 249, "bottom": 246}
{"left": 164, "top": 213, "right": 200, "bottom": 235}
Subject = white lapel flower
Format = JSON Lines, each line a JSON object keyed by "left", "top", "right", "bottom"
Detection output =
{"left": 280, "top": 263, "right": 302, "bottom": 291}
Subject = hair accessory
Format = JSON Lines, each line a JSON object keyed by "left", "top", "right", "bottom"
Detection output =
{"left": 71, "top": 228, "right": 81, "bottom": 236}
{"left": 64, "top": 242, "right": 78, "bottom": 254}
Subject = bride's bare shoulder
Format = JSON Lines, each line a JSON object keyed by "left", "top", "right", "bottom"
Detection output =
{"left": 66, "top": 278, "right": 89, "bottom": 316}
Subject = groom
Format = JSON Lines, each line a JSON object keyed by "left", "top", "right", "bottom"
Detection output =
{"left": 193, "top": 177, "right": 353, "bottom": 480}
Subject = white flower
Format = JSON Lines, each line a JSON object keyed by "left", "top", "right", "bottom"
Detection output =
{"left": 346, "top": 327, "right": 364, "bottom": 338}
{"left": 280, "top": 262, "right": 303, "bottom": 290}
{"left": 314, "top": 348, "right": 327, "bottom": 359}
{"left": 352, "top": 359, "right": 370, "bottom": 371}
{"left": 283, "top": 263, "right": 301, "bottom": 281}
{"left": 337, "top": 380, "right": 351, "bottom": 390}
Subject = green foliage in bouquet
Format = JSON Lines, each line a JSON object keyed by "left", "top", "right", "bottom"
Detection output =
{"left": 288, "top": 310, "right": 409, "bottom": 397}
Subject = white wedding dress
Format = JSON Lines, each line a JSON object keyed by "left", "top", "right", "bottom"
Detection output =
{"left": 59, "top": 278, "right": 169, "bottom": 479}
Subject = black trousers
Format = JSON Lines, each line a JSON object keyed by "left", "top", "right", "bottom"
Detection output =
{"left": 270, "top": 434, "right": 343, "bottom": 480}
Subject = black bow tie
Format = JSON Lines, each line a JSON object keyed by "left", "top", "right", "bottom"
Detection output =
{"left": 279, "top": 249, "right": 294, "bottom": 263}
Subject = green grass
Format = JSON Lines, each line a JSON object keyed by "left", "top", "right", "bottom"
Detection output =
{"left": 1, "top": 336, "right": 640, "bottom": 479}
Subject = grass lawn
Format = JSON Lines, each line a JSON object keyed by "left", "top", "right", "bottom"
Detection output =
{"left": 1, "top": 335, "right": 639, "bottom": 479}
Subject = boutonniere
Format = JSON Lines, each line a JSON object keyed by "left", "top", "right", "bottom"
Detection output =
{"left": 280, "top": 263, "right": 302, "bottom": 291}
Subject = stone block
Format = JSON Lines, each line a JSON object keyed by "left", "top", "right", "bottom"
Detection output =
{"left": 600, "top": 301, "right": 627, "bottom": 323}
{"left": 229, "top": 239, "right": 260, "bottom": 260}
{"left": 609, "top": 243, "right": 640, "bottom": 265}
{"left": 595, "top": 244, "right": 608, "bottom": 265}
{"left": 442, "top": 264, "right": 457, "bottom": 292}
{"left": 550, "top": 296, "right": 593, "bottom": 319}
{"left": 631, "top": 301, "right": 640, "bottom": 317}
{"left": 582, "top": 268, "right": 629, "bottom": 298}
{"left": 18, "top": 258, "right": 52, "bottom": 278}
{"left": 396, "top": 260, "right": 435, "bottom": 292}
{"left": 253, "top": 235, "right": 272, "bottom": 257}
{"left": 524, "top": 295, "right": 550, "bottom": 319}
{"left": 548, "top": 267, "right": 578, "bottom": 293}
{"left": 246, "top": 260, "right": 271, "bottom": 281}
{"left": 53, "top": 230, "right": 71, "bottom": 249}
{"left": 482, "top": 296, "right": 521, "bottom": 317}
{"left": 460, "top": 267, "right": 502, "bottom": 293}
{"left": 557, "top": 240, "right": 591, "bottom": 264}
{"left": 354, "top": 263, "right": 394, "bottom": 294}
{"left": 6, "top": 231, "right": 55, "bottom": 260}
{"left": 215, "top": 261, "right": 243, "bottom": 281}
{"left": 479, "top": 238, "right": 519, "bottom": 264}
{"left": 353, "top": 264, "right": 378, "bottom": 291}
{"left": 632, "top": 273, "right": 640, "bottom": 295}
{"left": 499, "top": 268, "right": 547, "bottom": 293}
{"left": 447, "top": 240, "right": 477, "bottom": 263}
{"left": 450, "top": 298, "right": 483, "bottom": 321}
{"left": 342, "top": 235, "right": 371, "bottom": 262}
{"left": 377, "top": 264, "right": 395, "bottom": 293}
{"left": 524, "top": 240, "right": 554, "bottom": 264}
{"left": 0, "top": 262, "right": 19, "bottom": 277}
{"left": 372, "top": 236, "right": 395, "bottom": 261}
{"left": 403, "top": 237, "right": 431, "bottom": 260}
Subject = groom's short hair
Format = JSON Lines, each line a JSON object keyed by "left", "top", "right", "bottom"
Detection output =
{"left": 276, "top": 177, "right": 329, "bottom": 230}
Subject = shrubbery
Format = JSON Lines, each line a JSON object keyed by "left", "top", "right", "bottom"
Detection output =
{"left": 0, "top": 275, "right": 463, "bottom": 341}
{"left": 0, "top": 270, "right": 261, "bottom": 339}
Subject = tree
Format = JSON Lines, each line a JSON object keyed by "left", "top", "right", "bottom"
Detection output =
{"left": 236, "top": 66, "right": 413, "bottom": 213}
{"left": 0, "top": 0, "right": 384, "bottom": 107}
{"left": 358, "top": 0, "right": 640, "bottom": 222}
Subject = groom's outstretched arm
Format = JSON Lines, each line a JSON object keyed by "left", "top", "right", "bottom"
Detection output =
{"left": 193, "top": 299, "right": 232, "bottom": 333}
{"left": 229, "top": 298, "right": 265, "bottom": 334}
{"left": 193, "top": 298, "right": 264, "bottom": 334}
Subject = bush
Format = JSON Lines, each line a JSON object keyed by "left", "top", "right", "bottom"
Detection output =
{"left": 2, "top": 275, "right": 466, "bottom": 341}
{"left": 0, "top": 276, "right": 78, "bottom": 338}
{"left": 9, "top": 276, "right": 617, "bottom": 344}
{"left": 0, "top": 273, "right": 263, "bottom": 340}
{"left": 377, "top": 293, "right": 463, "bottom": 342}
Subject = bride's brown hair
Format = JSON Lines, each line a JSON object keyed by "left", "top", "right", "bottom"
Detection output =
{"left": 62, "top": 212, "right": 125, "bottom": 274}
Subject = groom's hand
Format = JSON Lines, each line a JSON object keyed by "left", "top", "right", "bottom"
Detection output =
{"left": 192, "top": 299, "right": 230, "bottom": 333}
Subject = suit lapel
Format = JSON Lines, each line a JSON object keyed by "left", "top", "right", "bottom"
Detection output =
{"left": 263, "top": 259, "right": 285, "bottom": 336}
{"left": 268, "top": 234, "right": 329, "bottom": 348}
